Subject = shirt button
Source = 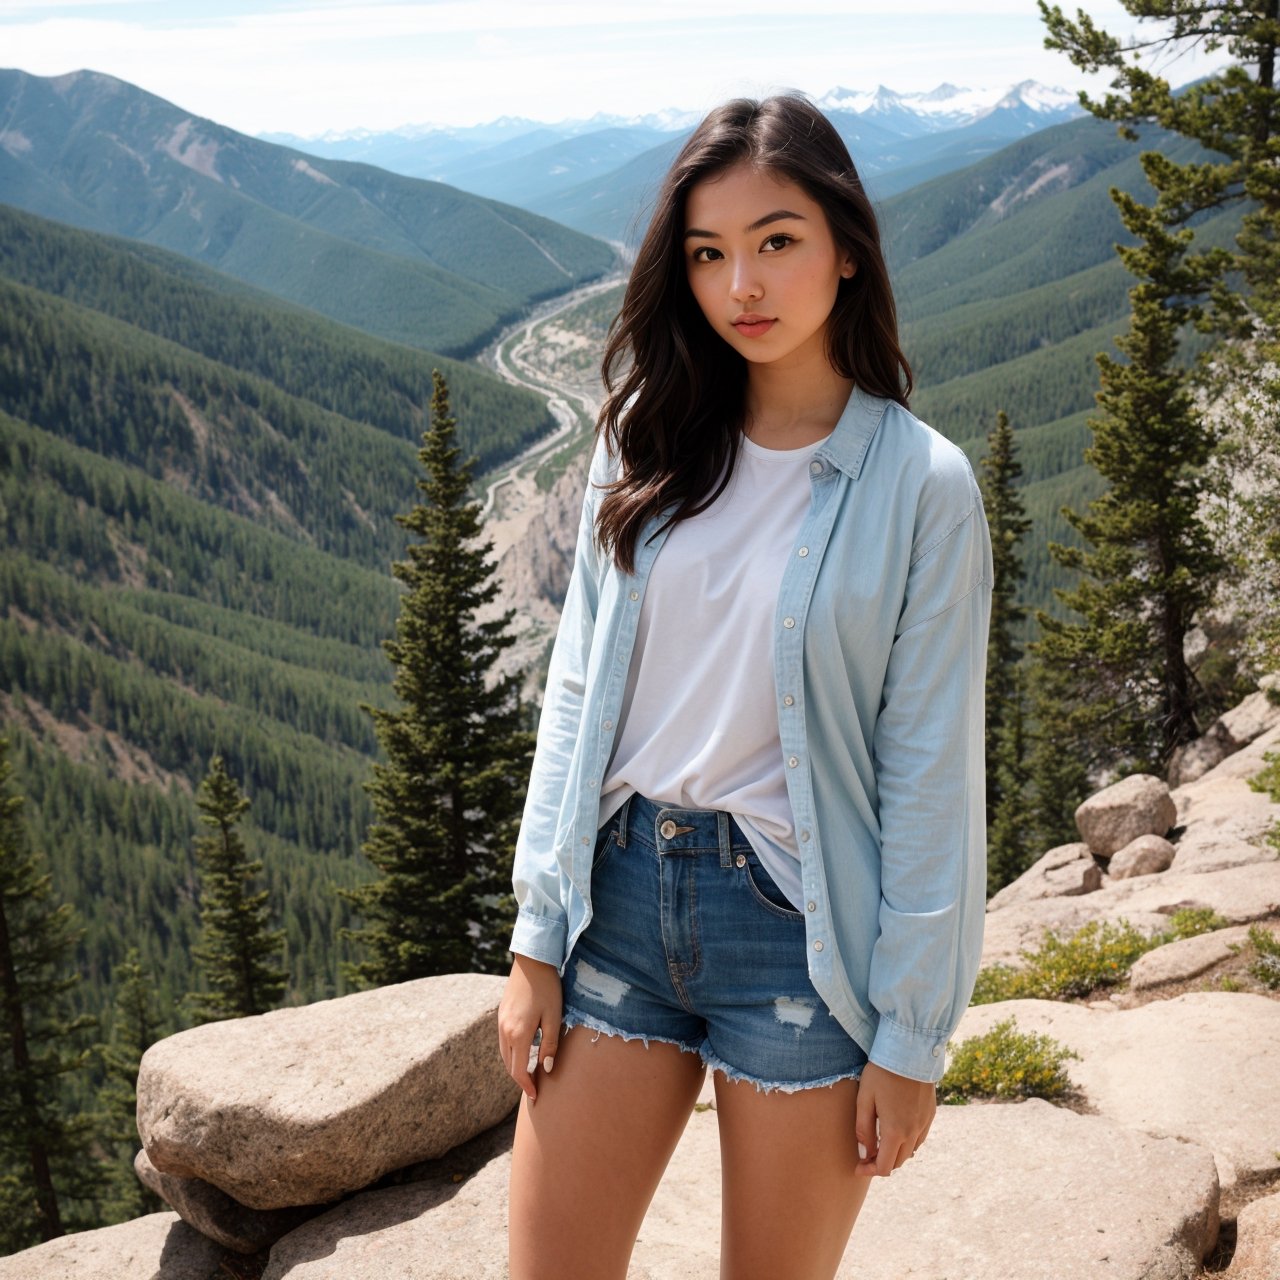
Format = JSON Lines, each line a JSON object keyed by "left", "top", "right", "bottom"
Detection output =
{"left": 603, "top": 719, "right": 613, "bottom": 730}
{"left": 800, "top": 830, "right": 810, "bottom": 842}
{"left": 788, "top": 756, "right": 799, "bottom": 768}
{"left": 782, "top": 694, "right": 794, "bottom": 706}
{"left": 797, "top": 546, "right": 809, "bottom": 557}
{"left": 813, "top": 939, "right": 824, "bottom": 952}
{"left": 806, "top": 900, "right": 816, "bottom": 911}
{"left": 582, "top": 836, "right": 590, "bottom": 845}
{"left": 932, "top": 1045, "right": 942, "bottom": 1058}
{"left": 782, "top": 616, "right": 795, "bottom": 629}
{"left": 587, "top": 779, "right": 597, "bottom": 789}
{"left": 809, "top": 460, "right": 823, "bottom": 475}
{"left": 629, "top": 590, "right": 639, "bottom": 600}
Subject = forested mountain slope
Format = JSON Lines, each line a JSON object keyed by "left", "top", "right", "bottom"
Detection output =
{"left": 0, "top": 68, "right": 616, "bottom": 354}
{"left": 876, "top": 115, "right": 1241, "bottom": 612}
{"left": 0, "top": 204, "right": 574, "bottom": 1028}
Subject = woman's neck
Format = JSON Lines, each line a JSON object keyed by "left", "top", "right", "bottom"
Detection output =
{"left": 742, "top": 360, "right": 855, "bottom": 450}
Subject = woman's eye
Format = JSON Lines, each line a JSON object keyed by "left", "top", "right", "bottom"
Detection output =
{"left": 691, "top": 246, "right": 722, "bottom": 263}
{"left": 761, "top": 234, "right": 793, "bottom": 252}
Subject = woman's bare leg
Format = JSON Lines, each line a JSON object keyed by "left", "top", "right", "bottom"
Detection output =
{"left": 508, "top": 1023, "right": 707, "bottom": 1280}
{"left": 714, "top": 1071, "right": 874, "bottom": 1280}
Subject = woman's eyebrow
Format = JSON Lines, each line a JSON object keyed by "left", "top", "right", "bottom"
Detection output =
{"left": 683, "top": 209, "right": 808, "bottom": 240}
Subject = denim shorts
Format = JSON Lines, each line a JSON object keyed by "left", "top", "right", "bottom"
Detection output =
{"left": 560, "top": 792, "right": 869, "bottom": 1092}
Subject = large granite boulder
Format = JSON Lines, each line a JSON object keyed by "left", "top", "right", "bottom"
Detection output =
{"left": 954, "top": 993, "right": 1280, "bottom": 1188}
{"left": 137, "top": 973, "right": 519, "bottom": 1210}
{"left": 1108, "top": 833, "right": 1176, "bottom": 879}
{"left": 1075, "top": 774, "right": 1178, "bottom": 856}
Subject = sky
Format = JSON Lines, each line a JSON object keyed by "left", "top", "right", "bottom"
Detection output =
{"left": 0, "top": 1, "right": 1237, "bottom": 137}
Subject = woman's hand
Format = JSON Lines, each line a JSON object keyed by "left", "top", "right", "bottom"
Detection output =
{"left": 498, "top": 953, "right": 564, "bottom": 1106}
{"left": 854, "top": 1060, "right": 936, "bottom": 1177}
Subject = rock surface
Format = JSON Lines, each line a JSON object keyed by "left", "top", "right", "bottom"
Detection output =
{"left": 983, "top": 709, "right": 1280, "bottom": 969}
{"left": 1221, "top": 1187, "right": 1280, "bottom": 1280}
{"left": 1108, "top": 832, "right": 1176, "bottom": 878}
{"left": 260, "top": 1095, "right": 1218, "bottom": 1280}
{"left": 1075, "top": 773, "right": 1178, "bottom": 856}
{"left": 134, "top": 1148, "right": 322, "bottom": 1253}
{"left": 1127, "top": 924, "right": 1264, "bottom": 990}
{"left": 953, "top": 993, "right": 1280, "bottom": 1188}
{"left": 137, "top": 972, "right": 520, "bottom": 1209}
{"left": 0, "top": 1212, "right": 234, "bottom": 1279}
{"left": 985, "top": 841, "right": 1101, "bottom": 911}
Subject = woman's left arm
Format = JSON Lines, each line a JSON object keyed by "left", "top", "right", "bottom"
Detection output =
{"left": 857, "top": 455, "right": 994, "bottom": 1174}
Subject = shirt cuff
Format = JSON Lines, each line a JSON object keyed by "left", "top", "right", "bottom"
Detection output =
{"left": 868, "top": 1013, "right": 950, "bottom": 1084}
{"left": 509, "top": 907, "right": 567, "bottom": 970}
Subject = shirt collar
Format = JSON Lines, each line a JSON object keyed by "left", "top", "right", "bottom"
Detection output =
{"left": 813, "top": 384, "right": 890, "bottom": 480}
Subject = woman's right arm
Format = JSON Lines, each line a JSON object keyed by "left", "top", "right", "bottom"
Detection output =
{"left": 499, "top": 432, "right": 610, "bottom": 1101}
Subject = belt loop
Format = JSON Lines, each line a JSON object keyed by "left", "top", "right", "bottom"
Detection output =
{"left": 717, "top": 811, "right": 731, "bottom": 868}
{"left": 615, "top": 794, "right": 631, "bottom": 847}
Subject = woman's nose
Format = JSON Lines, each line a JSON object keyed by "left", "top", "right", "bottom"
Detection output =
{"left": 729, "top": 259, "right": 762, "bottom": 302}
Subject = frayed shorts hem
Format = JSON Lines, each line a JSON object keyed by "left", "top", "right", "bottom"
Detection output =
{"left": 560, "top": 1005, "right": 865, "bottom": 1095}
{"left": 560, "top": 1006, "right": 705, "bottom": 1058}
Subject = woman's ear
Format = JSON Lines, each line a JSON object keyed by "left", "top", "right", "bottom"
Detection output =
{"left": 841, "top": 257, "right": 857, "bottom": 279}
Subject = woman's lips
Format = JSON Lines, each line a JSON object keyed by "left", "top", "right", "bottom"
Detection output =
{"left": 732, "top": 317, "right": 776, "bottom": 337}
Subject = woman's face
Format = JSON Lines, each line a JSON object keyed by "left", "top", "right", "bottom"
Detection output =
{"left": 683, "top": 161, "right": 855, "bottom": 372}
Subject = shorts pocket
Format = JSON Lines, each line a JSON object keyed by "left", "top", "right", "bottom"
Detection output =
{"left": 742, "top": 848, "right": 804, "bottom": 919}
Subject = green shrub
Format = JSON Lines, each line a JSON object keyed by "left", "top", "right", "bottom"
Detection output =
{"left": 970, "top": 918, "right": 1157, "bottom": 1004}
{"left": 1157, "top": 906, "right": 1232, "bottom": 941}
{"left": 939, "top": 1016, "right": 1080, "bottom": 1104}
{"left": 1246, "top": 925, "right": 1280, "bottom": 989}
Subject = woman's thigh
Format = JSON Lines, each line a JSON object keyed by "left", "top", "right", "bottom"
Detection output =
{"left": 508, "top": 1023, "right": 707, "bottom": 1280}
{"left": 714, "top": 1072, "right": 874, "bottom": 1280}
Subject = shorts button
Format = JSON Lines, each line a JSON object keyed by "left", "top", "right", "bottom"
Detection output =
{"left": 735, "top": 853, "right": 746, "bottom": 867}
{"left": 660, "top": 819, "right": 678, "bottom": 838}
{"left": 813, "top": 939, "right": 824, "bottom": 952}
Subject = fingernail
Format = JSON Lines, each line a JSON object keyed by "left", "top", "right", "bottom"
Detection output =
{"left": 543, "top": 1056, "right": 554, "bottom": 1074}
{"left": 858, "top": 1142, "right": 867, "bottom": 1160}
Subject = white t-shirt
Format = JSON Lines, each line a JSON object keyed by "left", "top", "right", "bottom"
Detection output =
{"left": 597, "top": 428, "right": 829, "bottom": 911}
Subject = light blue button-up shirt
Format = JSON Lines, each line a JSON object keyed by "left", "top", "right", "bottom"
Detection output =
{"left": 509, "top": 385, "right": 993, "bottom": 1084}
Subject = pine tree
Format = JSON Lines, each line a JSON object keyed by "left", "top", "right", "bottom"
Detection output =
{"left": 1023, "top": 658, "right": 1093, "bottom": 853}
{"left": 341, "top": 370, "right": 535, "bottom": 985}
{"left": 1040, "top": 1, "right": 1280, "bottom": 330}
{"left": 0, "top": 736, "right": 98, "bottom": 1251}
{"left": 95, "top": 949, "right": 165, "bottom": 1223}
{"left": 188, "top": 756, "right": 285, "bottom": 1023}
{"left": 978, "top": 411, "right": 1035, "bottom": 891}
{"left": 1033, "top": 184, "right": 1227, "bottom": 774}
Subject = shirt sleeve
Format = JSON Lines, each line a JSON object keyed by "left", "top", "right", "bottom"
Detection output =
{"left": 509, "top": 434, "right": 610, "bottom": 967}
{"left": 866, "top": 462, "right": 993, "bottom": 1083}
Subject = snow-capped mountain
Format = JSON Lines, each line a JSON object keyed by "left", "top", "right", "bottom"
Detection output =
{"left": 272, "top": 81, "right": 1080, "bottom": 150}
{"left": 816, "top": 80, "right": 1080, "bottom": 133}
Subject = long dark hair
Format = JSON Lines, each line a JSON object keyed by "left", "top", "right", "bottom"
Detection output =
{"left": 593, "top": 93, "right": 911, "bottom": 574}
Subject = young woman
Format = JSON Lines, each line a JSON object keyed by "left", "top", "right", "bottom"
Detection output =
{"left": 498, "top": 93, "right": 993, "bottom": 1280}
